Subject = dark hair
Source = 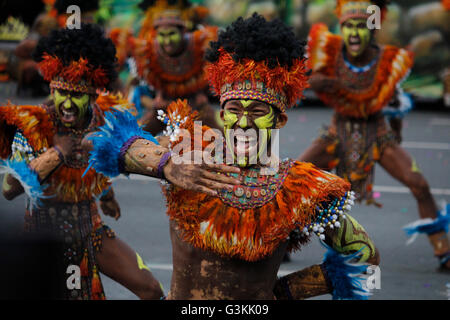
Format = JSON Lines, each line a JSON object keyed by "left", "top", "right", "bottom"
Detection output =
{"left": 138, "top": 0, "right": 191, "bottom": 11}
{"left": 205, "top": 13, "right": 306, "bottom": 69}
{"left": 32, "top": 23, "right": 118, "bottom": 87}
{"left": 54, "top": 0, "right": 99, "bottom": 14}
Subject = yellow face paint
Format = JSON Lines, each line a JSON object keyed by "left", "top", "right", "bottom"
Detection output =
{"left": 238, "top": 111, "right": 249, "bottom": 128}
{"left": 341, "top": 18, "right": 371, "bottom": 58}
{"left": 136, "top": 252, "right": 150, "bottom": 271}
{"left": 53, "top": 89, "right": 90, "bottom": 128}
{"left": 240, "top": 100, "right": 253, "bottom": 108}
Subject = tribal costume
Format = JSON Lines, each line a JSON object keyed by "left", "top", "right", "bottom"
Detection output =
{"left": 1, "top": 25, "right": 163, "bottom": 299}
{"left": 88, "top": 14, "right": 380, "bottom": 300}
{"left": 299, "top": 0, "right": 450, "bottom": 269}
{"left": 125, "top": 0, "right": 220, "bottom": 133}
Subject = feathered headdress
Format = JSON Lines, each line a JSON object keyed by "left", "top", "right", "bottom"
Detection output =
{"left": 335, "top": 0, "right": 389, "bottom": 23}
{"left": 33, "top": 23, "right": 118, "bottom": 94}
{"left": 138, "top": 0, "right": 209, "bottom": 37}
{"left": 205, "top": 13, "right": 308, "bottom": 113}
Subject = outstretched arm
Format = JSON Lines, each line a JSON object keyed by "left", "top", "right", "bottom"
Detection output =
{"left": 85, "top": 109, "right": 241, "bottom": 196}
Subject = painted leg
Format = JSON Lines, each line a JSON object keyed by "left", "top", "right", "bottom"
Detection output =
{"left": 379, "top": 144, "right": 450, "bottom": 269}
{"left": 95, "top": 236, "right": 164, "bottom": 299}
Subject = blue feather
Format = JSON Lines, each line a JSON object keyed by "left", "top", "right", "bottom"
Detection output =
{"left": 86, "top": 108, "right": 158, "bottom": 178}
{"left": 0, "top": 159, "right": 46, "bottom": 206}
{"left": 403, "top": 203, "right": 450, "bottom": 237}
{"left": 321, "top": 243, "right": 371, "bottom": 300}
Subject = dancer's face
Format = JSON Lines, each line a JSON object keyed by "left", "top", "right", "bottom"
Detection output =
{"left": 53, "top": 89, "right": 91, "bottom": 128}
{"left": 341, "top": 18, "right": 372, "bottom": 58}
{"left": 156, "top": 26, "right": 184, "bottom": 56}
{"left": 221, "top": 99, "right": 287, "bottom": 167}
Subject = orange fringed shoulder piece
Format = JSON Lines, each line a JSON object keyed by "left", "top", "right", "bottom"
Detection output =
{"left": 0, "top": 104, "right": 54, "bottom": 158}
{"left": 307, "top": 23, "right": 342, "bottom": 76}
{"left": 164, "top": 157, "right": 350, "bottom": 261}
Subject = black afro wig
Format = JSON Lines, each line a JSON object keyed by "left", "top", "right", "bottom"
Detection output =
{"left": 205, "top": 13, "right": 306, "bottom": 70}
{"left": 32, "top": 23, "right": 118, "bottom": 87}
{"left": 54, "top": 0, "right": 99, "bottom": 15}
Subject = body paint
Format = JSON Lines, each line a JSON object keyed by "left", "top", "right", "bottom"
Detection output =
{"left": 136, "top": 252, "right": 150, "bottom": 271}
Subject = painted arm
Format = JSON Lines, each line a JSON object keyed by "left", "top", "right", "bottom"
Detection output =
{"left": 2, "top": 130, "right": 66, "bottom": 200}
{"left": 274, "top": 192, "right": 379, "bottom": 300}
{"left": 99, "top": 186, "right": 121, "bottom": 220}
{"left": 85, "top": 108, "right": 241, "bottom": 197}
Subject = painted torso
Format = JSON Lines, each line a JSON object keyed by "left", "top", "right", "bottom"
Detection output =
{"left": 164, "top": 160, "right": 349, "bottom": 299}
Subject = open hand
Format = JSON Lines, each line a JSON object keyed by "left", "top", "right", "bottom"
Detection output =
{"left": 163, "top": 151, "right": 242, "bottom": 196}
{"left": 100, "top": 197, "right": 121, "bottom": 220}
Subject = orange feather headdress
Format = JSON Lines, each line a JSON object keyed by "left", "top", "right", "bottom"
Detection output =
{"left": 206, "top": 49, "right": 309, "bottom": 113}
{"left": 335, "top": 0, "right": 388, "bottom": 23}
{"left": 37, "top": 54, "right": 108, "bottom": 94}
{"left": 139, "top": 0, "right": 210, "bottom": 38}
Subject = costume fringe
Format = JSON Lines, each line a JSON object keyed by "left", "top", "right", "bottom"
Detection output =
{"left": 38, "top": 54, "right": 109, "bottom": 88}
{"left": 403, "top": 202, "right": 450, "bottom": 245}
{"left": 0, "top": 159, "right": 45, "bottom": 207}
{"left": 162, "top": 100, "right": 350, "bottom": 261}
{"left": 0, "top": 104, "right": 54, "bottom": 159}
{"left": 206, "top": 49, "right": 309, "bottom": 109}
{"left": 322, "top": 243, "right": 371, "bottom": 300}
{"left": 86, "top": 108, "right": 158, "bottom": 178}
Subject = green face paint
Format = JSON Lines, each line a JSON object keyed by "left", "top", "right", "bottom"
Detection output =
{"left": 223, "top": 102, "right": 276, "bottom": 167}
{"left": 157, "top": 26, "right": 183, "bottom": 55}
{"left": 53, "top": 89, "right": 90, "bottom": 128}
{"left": 341, "top": 18, "right": 371, "bottom": 58}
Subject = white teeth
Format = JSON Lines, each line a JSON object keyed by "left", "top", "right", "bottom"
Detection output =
{"left": 235, "top": 135, "right": 256, "bottom": 142}
{"left": 62, "top": 110, "right": 75, "bottom": 116}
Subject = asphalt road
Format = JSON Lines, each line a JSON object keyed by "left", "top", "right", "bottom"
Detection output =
{"left": 1, "top": 96, "right": 449, "bottom": 300}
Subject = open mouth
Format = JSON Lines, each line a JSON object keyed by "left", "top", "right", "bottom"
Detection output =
{"left": 348, "top": 35, "right": 361, "bottom": 52}
{"left": 60, "top": 107, "right": 78, "bottom": 125}
{"left": 233, "top": 132, "right": 258, "bottom": 158}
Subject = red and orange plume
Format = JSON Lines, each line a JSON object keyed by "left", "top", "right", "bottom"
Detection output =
{"left": 205, "top": 49, "right": 309, "bottom": 112}
{"left": 37, "top": 53, "right": 109, "bottom": 89}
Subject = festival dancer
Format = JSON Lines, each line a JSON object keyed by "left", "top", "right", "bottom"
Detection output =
{"left": 0, "top": 24, "right": 241, "bottom": 299}
{"left": 88, "top": 14, "right": 380, "bottom": 300}
{"left": 127, "top": 0, "right": 220, "bottom": 134}
{"left": 298, "top": 0, "right": 450, "bottom": 270}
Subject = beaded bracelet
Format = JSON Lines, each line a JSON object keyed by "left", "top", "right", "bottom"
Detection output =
{"left": 302, "top": 191, "right": 356, "bottom": 240}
